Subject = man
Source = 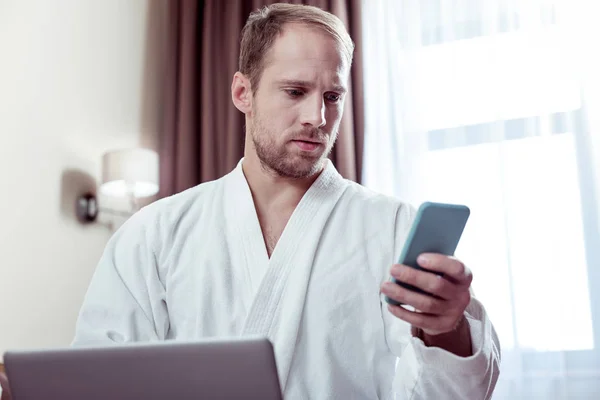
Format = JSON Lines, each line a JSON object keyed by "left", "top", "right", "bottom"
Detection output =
{"left": 0, "top": 3, "right": 500, "bottom": 399}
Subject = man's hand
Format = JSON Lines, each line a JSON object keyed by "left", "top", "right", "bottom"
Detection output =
{"left": 0, "top": 370, "right": 11, "bottom": 400}
{"left": 380, "top": 253, "right": 473, "bottom": 356}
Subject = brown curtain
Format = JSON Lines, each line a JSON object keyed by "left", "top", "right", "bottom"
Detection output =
{"left": 160, "top": 0, "right": 364, "bottom": 198}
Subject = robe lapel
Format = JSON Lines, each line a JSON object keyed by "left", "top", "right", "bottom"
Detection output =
{"left": 223, "top": 161, "right": 271, "bottom": 308}
{"left": 238, "top": 159, "right": 349, "bottom": 390}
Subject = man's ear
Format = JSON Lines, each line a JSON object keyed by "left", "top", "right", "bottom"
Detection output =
{"left": 231, "top": 72, "right": 253, "bottom": 114}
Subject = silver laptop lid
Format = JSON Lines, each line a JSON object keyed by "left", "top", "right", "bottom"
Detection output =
{"left": 4, "top": 336, "right": 282, "bottom": 400}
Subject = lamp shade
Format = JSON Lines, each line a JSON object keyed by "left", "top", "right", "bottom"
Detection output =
{"left": 100, "top": 148, "right": 159, "bottom": 198}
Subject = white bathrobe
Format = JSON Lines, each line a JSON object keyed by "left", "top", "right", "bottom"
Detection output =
{"left": 73, "top": 159, "right": 500, "bottom": 399}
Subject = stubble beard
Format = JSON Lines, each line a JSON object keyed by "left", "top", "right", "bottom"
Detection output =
{"left": 249, "top": 113, "right": 338, "bottom": 179}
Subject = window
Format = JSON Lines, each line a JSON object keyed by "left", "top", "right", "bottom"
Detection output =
{"left": 362, "top": 1, "right": 600, "bottom": 395}
{"left": 408, "top": 18, "right": 600, "bottom": 356}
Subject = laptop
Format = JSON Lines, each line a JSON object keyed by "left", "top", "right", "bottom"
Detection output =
{"left": 3, "top": 336, "right": 282, "bottom": 400}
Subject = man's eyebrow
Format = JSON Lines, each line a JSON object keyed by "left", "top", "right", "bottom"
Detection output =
{"left": 332, "top": 85, "right": 348, "bottom": 94}
{"left": 276, "top": 79, "right": 347, "bottom": 94}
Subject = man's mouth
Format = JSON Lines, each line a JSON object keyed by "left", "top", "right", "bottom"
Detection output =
{"left": 292, "top": 139, "right": 323, "bottom": 152}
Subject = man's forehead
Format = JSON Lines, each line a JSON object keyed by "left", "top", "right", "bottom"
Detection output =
{"left": 263, "top": 57, "right": 349, "bottom": 89}
{"left": 264, "top": 23, "right": 349, "bottom": 71}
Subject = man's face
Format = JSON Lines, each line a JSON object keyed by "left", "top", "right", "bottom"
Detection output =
{"left": 247, "top": 23, "right": 349, "bottom": 178}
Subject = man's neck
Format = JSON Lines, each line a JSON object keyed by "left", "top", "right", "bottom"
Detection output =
{"left": 241, "top": 156, "right": 323, "bottom": 212}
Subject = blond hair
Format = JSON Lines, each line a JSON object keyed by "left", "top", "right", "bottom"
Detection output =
{"left": 238, "top": 3, "right": 354, "bottom": 93}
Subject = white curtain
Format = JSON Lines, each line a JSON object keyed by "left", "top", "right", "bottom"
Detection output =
{"left": 361, "top": 0, "right": 600, "bottom": 398}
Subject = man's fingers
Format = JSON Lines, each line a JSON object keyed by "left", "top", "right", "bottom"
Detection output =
{"left": 390, "top": 264, "right": 457, "bottom": 300}
{"left": 416, "top": 254, "right": 473, "bottom": 285}
{"left": 381, "top": 281, "right": 449, "bottom": 314}
{"left": 386, "top": 255, "right": 473, "bottom": 336}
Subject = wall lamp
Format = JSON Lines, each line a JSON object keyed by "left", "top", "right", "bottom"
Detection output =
{"left": 76, "top": 148, "right": 159, "bottom": 223}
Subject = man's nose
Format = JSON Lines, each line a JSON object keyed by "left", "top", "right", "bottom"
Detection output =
{"left": 300, "top": 94, "right": 326, "bottom": 128}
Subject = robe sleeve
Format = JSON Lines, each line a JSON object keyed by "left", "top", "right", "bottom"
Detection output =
{"left": 382, "top": 204, "right": 501, "bottom": 399}
{"left": 71, "top": 208, "right": 169, "bottom": 346}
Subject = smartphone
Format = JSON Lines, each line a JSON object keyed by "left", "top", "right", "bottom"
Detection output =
{"left": 384, "top": 201, "right": 470, "bottom": 306}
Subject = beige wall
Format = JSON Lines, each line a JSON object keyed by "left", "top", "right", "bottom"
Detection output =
{"left": 0, "top": 0, "right": 168, "bottom": 356}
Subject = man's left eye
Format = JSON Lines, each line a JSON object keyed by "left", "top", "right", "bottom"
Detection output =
{"left": 325, "top": 93, "right": 341, "bottom": 103}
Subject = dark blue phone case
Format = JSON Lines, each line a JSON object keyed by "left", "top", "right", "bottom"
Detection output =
{"left": 385, "top": 201, "right": 470, "bottom": 306}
